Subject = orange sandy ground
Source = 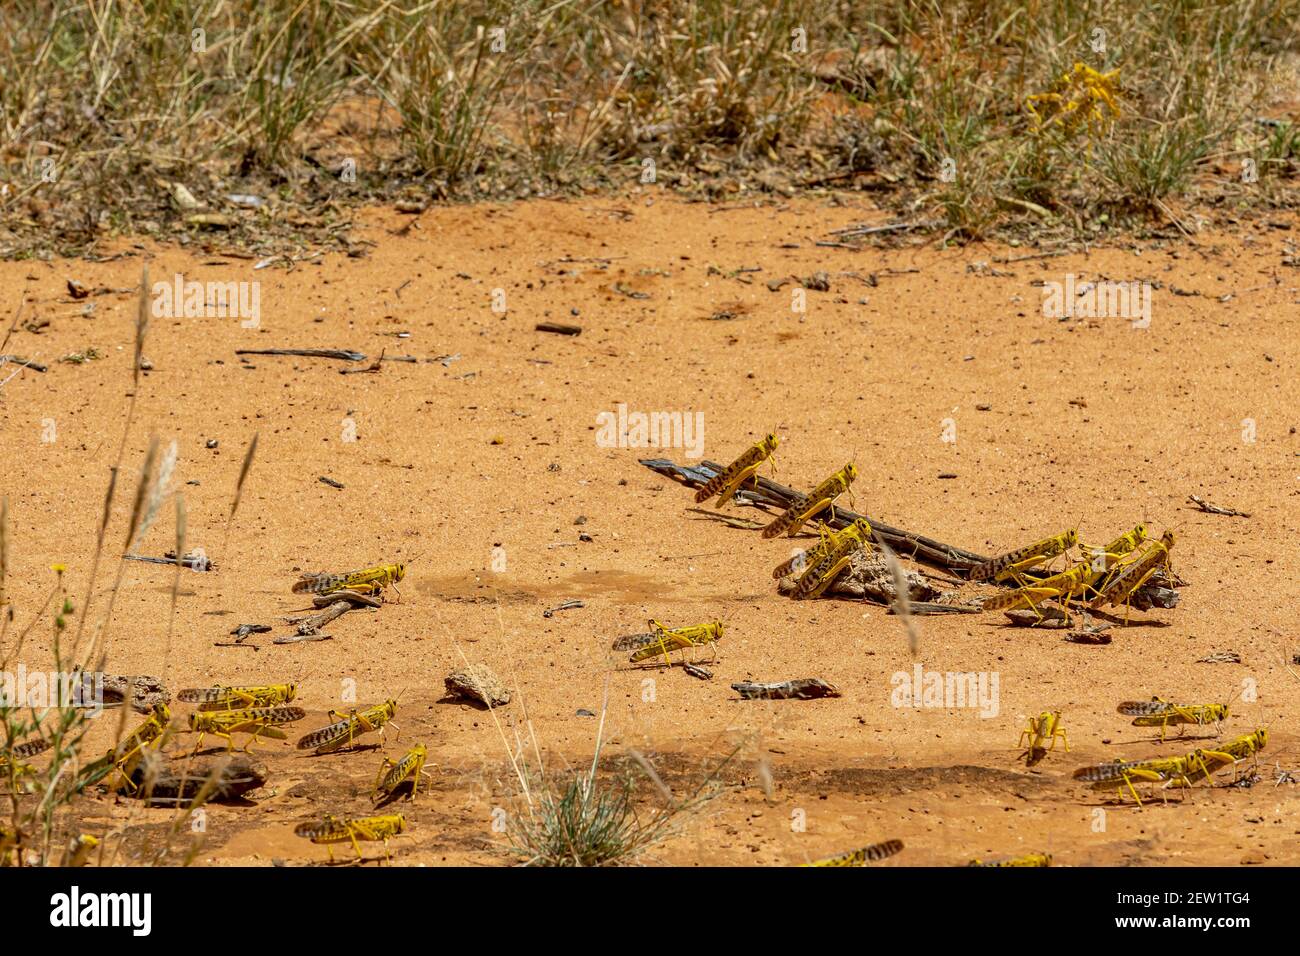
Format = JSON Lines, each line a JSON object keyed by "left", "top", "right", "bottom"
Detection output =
{"left": 0, "top": 193, "right": 1297, "bottom": 866}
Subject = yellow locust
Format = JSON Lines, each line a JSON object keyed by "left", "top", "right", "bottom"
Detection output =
{"left": 629, "top": 619, "right": 723, "bottom": 667}
{"left": 792, "top": 518, "right": 873, "bottom": 599}
{"left": 967, "top": 528, "right": 1077, "bottom": 584}
{"left": 695, "top": 434, "right": 778, "bottom": 507}
{"left": 762, "top": 463, "right": 857, "bottom": 539}
{"left": 295, "top": 813, "right": 405, "bottom": 863}
{"left": 296, "top": 700, "right": 398, "bottom": 754}
{"left": 803, "top": 839, "right": 903, "bottom": 867}
{"left": 188, "top": 705, "right": 307, "bottom": 753}
{"left": 292, "top": 563, "right": 406, "bottom": 600}
{"left": 1117, "top": 699, "right": 1229, "bottom": 741}
{"left": 374, "top": 744, "right": 431, "bottom": 804}
{"left": 177, "top": 683, "right": 297, "bottom": 711}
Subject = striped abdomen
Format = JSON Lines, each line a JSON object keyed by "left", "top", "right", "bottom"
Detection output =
{"left": 762, "top": 464, "right": 856, "bottom": 539}
{"left": 694, "top": 435, "right": 777, "bottom": 503}
{"left": 805, "top": 839, "right": 903, "bottom": 867}
{"left": 968, "top": 529, "right": 1076, "bottom": 582}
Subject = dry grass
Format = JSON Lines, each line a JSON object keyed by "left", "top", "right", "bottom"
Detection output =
{"left": 0, "top": 1, "right": 1294, "bottom": 256}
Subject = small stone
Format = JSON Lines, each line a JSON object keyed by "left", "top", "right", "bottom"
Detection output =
{"left": 444, "top": 664, "right": 511, "bottom": 707}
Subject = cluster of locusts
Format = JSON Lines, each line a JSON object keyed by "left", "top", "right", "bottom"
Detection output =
{"left": 971, "top": 522, "right": 1176, "bottom": 624}
{"left": 1019, "top": 699, "right": 1267, "bottom": 808}
{"left": 802, "top": 700, "right": 1267, "bottom": 867}
{"left": 638, "top": 432, "right": 1257, "bottom": 868}
{"left": 691, "top": 433, "right": 1187, "bottom": 630}
{"left": 2, "top": 561, "right": 428, "bottom": 866}
{"left": 612, "top": 434, "right": 864, "bottom": 678}
{"left": 697, "top": 433, "right": 867, "bottom": 599}
{"left": 286, "top": 562, "right": 427, "bottom": 863}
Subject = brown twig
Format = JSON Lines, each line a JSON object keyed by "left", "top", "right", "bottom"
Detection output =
{"left": 1187, "top": 494, "right": 1250, "bottom": 518}
{"left": 236, "top": 348, "right": 366, "bottom": 361}
{"left": 291, "top": 599, "right": 352, "bottom": 636}
{"left": 535, "top": 322, "right": 582, "bottom": 336}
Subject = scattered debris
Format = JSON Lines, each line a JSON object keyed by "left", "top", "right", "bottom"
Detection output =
{"left": 60, "top": 347, "right": 103, "bottom": 364}
{"left": 613, "top": 282, "right": 650, "bottom": 299}
{"left": 319, "top": 476, "right": 345, "bottom": 489}
{"left": 125, "top": 551, "right": 212, "bottom": 571}
{"left": 289, "top": 599, "right": 354, "bottom": 637}
{"left": 1226, "top": 771, "right": 1261, "bottom": 789}
{"left": 339, "top": 350, "right": 385, "bottom": 375}
{"left": 235, "top": 348, "right": 366, "bottom": 362}
{"left": 1187, "top": 494, "right": 1250, "bottom": 518}
{"left": 1005, "top": 607, "right": 1070, "bottom": 628}
{"left": 902, "top": 601, "right": 981, "bottom": 615}
{"left": 1066, "top": 631, "right": 1113, "bottom": 645}
{"left": 1198, "top": 650, "right": 1242, "bottom": 664}
{"left": 826, "top": 220, "right": 939, "bottom": 241}
{"left": 542, "top": 599, "right": 584, "bottom": 619}
{"left": 274, "top": 632, "right": 333, "bottom": 644}
{"left": 0, "top": 355, "right": 46, "bottom": 372}
{"left": 732, "top": 678, "right": 841, "bottom": 700}
{"left": 230, "top": 623, "right": 271, "bottom": 641}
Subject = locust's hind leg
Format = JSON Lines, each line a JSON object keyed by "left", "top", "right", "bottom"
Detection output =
{"left": 713, "top": 463, "right": 761, "bottom": 509}
{"left": 1119, "top": 768, "right": 1165, "bottom": 807}
{"left": 790, "top": 498, "right": 833, "bottom": 537}
{"left": 1013, "top": 587, "right": 1053, "bottom": 624}
{"left": 801, "top": 554, "right": 855, "bottom": 599}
